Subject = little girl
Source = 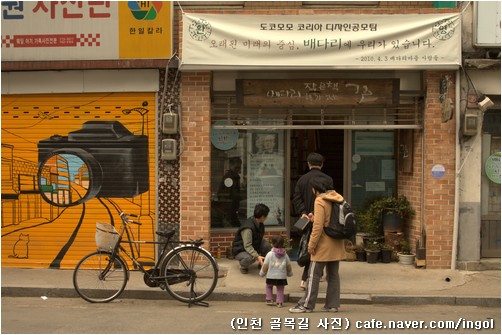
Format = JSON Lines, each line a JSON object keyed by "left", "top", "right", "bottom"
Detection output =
{"left": 259, "top": 235, "right": 293, "bottom": 307}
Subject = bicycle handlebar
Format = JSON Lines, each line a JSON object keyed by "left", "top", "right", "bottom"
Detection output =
{"left": 119, "top": 212, "right": 142, "bottom": 225}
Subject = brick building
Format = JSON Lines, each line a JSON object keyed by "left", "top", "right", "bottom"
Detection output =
{"left": 176, "top": 1, "right": 477, "bottom": 270}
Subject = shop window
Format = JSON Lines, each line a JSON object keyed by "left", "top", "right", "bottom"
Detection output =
{"left": 350, "top": 130, "right": 396, "bottom": 210}
{"left": 211, "top": 127, "right": 286, "bottom": 229}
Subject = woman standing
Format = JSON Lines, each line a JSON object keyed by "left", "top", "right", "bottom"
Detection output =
{"left": 289, "top": 176, "right": 346, "bottom": 313}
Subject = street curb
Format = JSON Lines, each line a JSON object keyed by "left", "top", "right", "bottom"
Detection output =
{"left": 2, "top": 287, "right": 500, "bottom": 307}
{"left": 454, "top": 296, "right": 501, "bottom": 307}
{"left": 372, "top": 295, "right": 501, "bottom": 307}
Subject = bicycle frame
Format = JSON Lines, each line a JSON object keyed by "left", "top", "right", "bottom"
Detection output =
{"left": 109, "top": 213, "right": 205, "bottom": 284}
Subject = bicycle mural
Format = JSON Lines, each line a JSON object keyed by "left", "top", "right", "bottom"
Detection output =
{"left": 1, "top": 93, "right": 157, "bottom": 268}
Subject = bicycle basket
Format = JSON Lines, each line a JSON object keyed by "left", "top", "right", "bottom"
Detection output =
{"left": 95, "top": 222, "right": 119, "bottom": 250}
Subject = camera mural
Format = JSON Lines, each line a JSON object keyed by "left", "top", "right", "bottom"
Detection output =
{"left": 1, "top": 93, "right": 156, "bottom": 269}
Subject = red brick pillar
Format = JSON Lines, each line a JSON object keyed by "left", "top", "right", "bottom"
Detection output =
{"left": 180, "top": 72, "right": 212, "bottom": 242}
{"left": 423, "top": 71, "right": 457, "bottom": 269}
{"left": 398, "top": 128, "right": 423, "bottom": 254}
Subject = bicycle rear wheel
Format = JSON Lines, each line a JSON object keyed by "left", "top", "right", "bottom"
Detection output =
{"left": 161, "top": 246, "right": 218, "bottom": 303}
{"left": 73, "top": 251, "right": 128, "bottom": 303}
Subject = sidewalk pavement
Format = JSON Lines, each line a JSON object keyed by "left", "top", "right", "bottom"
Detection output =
{"left": 1, "top": 258, "right": 500, "bottom": 307}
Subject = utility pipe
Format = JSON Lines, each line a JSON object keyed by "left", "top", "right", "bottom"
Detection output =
{"left": 451, "top": 70, "right": 461, "bottom": 271}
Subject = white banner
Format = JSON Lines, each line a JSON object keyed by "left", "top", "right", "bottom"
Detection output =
{"left": 182, "top": 13, "right": 461, "bottom": 70}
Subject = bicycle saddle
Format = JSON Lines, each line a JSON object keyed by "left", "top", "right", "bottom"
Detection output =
{"left": 156, "top": 230, "right": 176, "bottom": 239}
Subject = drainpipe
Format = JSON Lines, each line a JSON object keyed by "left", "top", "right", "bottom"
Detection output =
{"left": 451, "top": 70, "right": 461, "bottom": 271}
{"left": 420, "top": 90, "right": 426, "bottom": 258}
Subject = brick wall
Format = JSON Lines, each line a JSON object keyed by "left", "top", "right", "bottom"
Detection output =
{"left": 211, "top": 230, "right": 282, "bottom": 258}
{"left": 398, "top": 71, "right": 457, "bottom": 269}
{"left": 422, "top": 71, "right": 457, "bottom": 269}
{"left": 180, "top": 72, "right": 212, "bottom": 242}
{"left": 398, "top": 129, "right": 424, "bottom": 254}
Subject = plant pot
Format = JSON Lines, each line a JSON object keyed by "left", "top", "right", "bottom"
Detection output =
{"left": 382, "top": 211, "right": 403, "bottom": 233}
{"left": 355, "top": 249, "right": 366, "bottom": 262}
{"left": 381, "top": 248, "right": 393, "bottom": 263}
{"left": 398, "top": 253, "right": 415, "bottom": 265}
{"left": 363, "top": 236, "right": 384, "bottom": 248}
{"left": 355, "top": 233, "right": 368, "bottom": 246}
{"left": 365, "top": 249, "right": 380, "bottom": 263}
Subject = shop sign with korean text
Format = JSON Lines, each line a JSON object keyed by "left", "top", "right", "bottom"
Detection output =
{"left": 182, "top": 13, "right": 460, "bottom": 70}
{"left": 238, "top": 78, "right": 398, "bottom": 106}
{"left": 1, "top": 1, "right": 172, "bottom": 61}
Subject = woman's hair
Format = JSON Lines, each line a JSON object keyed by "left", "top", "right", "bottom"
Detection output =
{"left": 310, "top": 176, "right": 329, "bottom": 194}
{"left": 253, "top": 203, "right": 270, "bottom": 218}
{"left": 271, "top": 235, "right": 284, "bottom": 248}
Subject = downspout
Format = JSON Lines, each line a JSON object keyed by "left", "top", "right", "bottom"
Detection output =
{"left": 451, "top": 70, "right": 461, "bottom": 271}
{"left": 421, "top": 88, "right": 426, "bottom": 258}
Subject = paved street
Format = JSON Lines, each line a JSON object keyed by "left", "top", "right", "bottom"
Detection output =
{"left": 2, "top": 297, "right": 499, "bottom": 334}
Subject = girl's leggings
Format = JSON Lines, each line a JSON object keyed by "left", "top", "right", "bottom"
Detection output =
{"left": 266, "top": 284, "right": 285, "bottom": 304}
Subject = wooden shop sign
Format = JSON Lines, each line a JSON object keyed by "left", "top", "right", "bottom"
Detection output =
{"left": 237, "top": 78, "right": 398, "bottom": 107}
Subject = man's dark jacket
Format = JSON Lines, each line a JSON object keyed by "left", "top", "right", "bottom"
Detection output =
{"left": 232, "top": 217, "right": 264, "bottom": 256}
{"left": 293, "top": 167, "right": 334, "bottom": 216}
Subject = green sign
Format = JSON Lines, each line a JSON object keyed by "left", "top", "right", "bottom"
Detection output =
{"left": 211, "top": 120, "right": 238, "bottom": 151}
{"left": 485, "top": 152, "right": 501, "bottom": 184}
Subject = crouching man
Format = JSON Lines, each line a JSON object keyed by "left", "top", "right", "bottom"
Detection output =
{"left": 232, "top": 203, "right": 272, "bottom": 274}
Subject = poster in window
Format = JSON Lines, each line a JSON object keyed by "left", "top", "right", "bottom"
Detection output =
{"left": 246, "top": 131, "right": 285, "bottom": 226}
{"left": 252, "top": 133, "right": 279, "bottom": 155}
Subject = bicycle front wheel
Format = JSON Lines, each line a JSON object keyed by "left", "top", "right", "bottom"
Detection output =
{"left": 161, "top": 246, "right": 218, "bottom": 303}
{"left": 73, "top": 251, "right": 128, "bottom": 303}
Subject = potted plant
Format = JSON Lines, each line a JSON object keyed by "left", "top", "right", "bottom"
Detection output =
{"left": 368, "top": 195, "right": 416, "bottom": 233}
{"left": 380, "top": 243, "right": 394, "bottom": 263}
{"left": 365, "top": 240, "right": 381, "bottom": 264}
{"left": 356, "top": 207, "right": 382, "bottom": 243}
{"left": 397, "top": 240, "right": 415, "bottom": 265}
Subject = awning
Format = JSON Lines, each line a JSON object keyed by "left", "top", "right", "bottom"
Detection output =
{"left": 211, "top": 91, "right": 424, "bottom": 130}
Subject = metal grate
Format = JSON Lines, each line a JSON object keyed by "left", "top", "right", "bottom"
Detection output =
{"left": 211, "top": 91, "right": 424, "bottom": 130}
